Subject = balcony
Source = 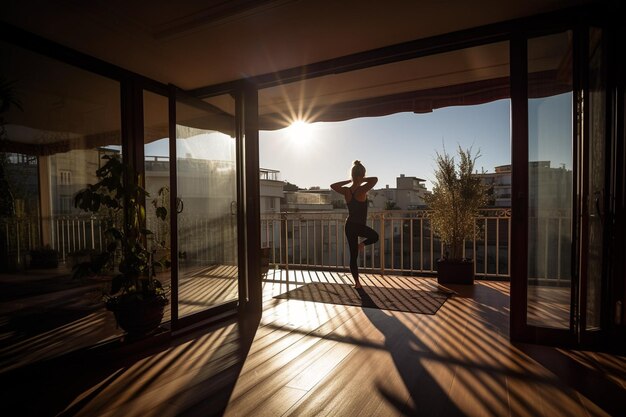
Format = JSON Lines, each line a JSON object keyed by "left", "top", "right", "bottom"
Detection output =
{"left": 0, "top": 207, "right": 617, "bottom": 417}
{"left": 261, "top": 208, "right": 567, "bottom": 285}
{"left": 2, "top": 207, "right": 577, "bottom": 285}
{"left": 5, "top": 208, "right": 508, "bottom": 275}
{"left": 1, "top": 208, "right": 575, "bottom": 370}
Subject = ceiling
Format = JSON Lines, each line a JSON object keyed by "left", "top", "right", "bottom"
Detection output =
{"left": 0, "top": 0, "right": 593, "bottom": 151}
{"left": 2, "top": 0, "right": 593, "bottom": 90}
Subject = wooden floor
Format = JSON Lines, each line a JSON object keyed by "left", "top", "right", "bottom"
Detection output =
{"left": 2, "top": 269, "right": 625, "bottom": 416}
{"left": 0, "top": 264, "right": 240, "bottom": 373}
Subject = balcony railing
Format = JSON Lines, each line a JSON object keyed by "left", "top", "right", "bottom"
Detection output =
{"left": 2, "top": 208, "right": 572, "bottom": 285}
{"left": 261, "top": 209, "right": 513, "bottom": 279}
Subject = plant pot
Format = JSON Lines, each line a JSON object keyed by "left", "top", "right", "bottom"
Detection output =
{"left": 107, "top": 297, "right": 167, "bottom": 335}
{"left": 66, "top": 249, "right": 98, "bottom": 271}
{"left": 436, "top": 259, "right": 474, "bottom": 285}
{"left": 29, "top": 248, "right": 59, "bottom": 269}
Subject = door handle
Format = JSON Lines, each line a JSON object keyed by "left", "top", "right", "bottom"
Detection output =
{"left": 230, "top": 200, "right": 237, "bottom": 215}
{"left": 176, "top": 198, "right": 184, "bottom": 214}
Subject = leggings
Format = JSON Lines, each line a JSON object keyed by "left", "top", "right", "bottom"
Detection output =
{"left": 345, "top": 221, "right": 379, "bottom": 282}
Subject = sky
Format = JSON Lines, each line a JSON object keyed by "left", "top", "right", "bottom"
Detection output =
{"left": 143, "top": 94, "right": 571, "bottom": 192}
{"left": 259, "top": 99, "right": 513, "bottom": 190}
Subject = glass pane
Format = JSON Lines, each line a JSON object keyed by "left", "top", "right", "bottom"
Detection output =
{"left": 144, "top": 90, "right": 171, "bottom": 325}
{"left": 176, "top": 94, "right": 238, "bottom": 318}
{"left": 586, "top": 27, "right": 605, "bottom": 330}
{"left": 0, "top": 40, "right": 123, "bottom": 369}
{"left": 526, "top": 32, "right": 573, "bottom": 328}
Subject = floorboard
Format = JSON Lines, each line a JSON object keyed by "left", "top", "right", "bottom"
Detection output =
{"left": 1, "top": 269, "right": 624, "bottom": 417}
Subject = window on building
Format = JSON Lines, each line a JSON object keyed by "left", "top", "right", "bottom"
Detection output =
{"left": 59, "top": 170, "right": 72, "bottom": 185}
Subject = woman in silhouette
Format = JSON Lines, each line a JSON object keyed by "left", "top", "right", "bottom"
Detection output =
{"left": 331, "top": 161, "right": 379, "bottom": 288}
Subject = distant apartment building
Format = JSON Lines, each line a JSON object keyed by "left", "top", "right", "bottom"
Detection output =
{"left": 476, "top": 162, "right": 572, "bottom": 210}
{"left": 282, "top": 189, "right": 334, "bottom": 211}
{"left": 260, "top": 168, "right": 284, "bottom": 214}
{"left": 477, "top": 164, "right": 512, "bottom": 207}
{"left": 528, "top": 161, "right": 573, "bottom": 215}
{"left": 370, "top": 174, "right": 430, "bottom": 210}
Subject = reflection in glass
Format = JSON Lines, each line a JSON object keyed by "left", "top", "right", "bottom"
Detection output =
{"left": 144, "top": 90, "right": 171, "bottom": 324}
{"left": 0, "top": 41, "right": 123, "bottom": 370}
{"left": 527, "top": 32, "right": 573, "bottom": 328}
{"left": 176, "top": 95, "right": 238, "bottom": 318}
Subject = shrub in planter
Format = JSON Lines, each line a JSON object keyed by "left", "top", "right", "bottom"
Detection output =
{"left": 425, "top": 146, "right": 489, "bottom": 285}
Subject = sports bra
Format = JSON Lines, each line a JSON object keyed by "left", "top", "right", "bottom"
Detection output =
{"left": 346, "top": 188, "right": 368, "bottom": 225}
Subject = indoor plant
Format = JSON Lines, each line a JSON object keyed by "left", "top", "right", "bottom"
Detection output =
{"left": 425, "top": 146, "right": 489, "bottom": 284}
{"left": 0, "top": 77, "right": 21, "bottom": 271}
{"left": 74, "top": 154, "right": 168, "bottom": 335}
{"left": 29, "top": 245, "right": 59, "bottom": 269}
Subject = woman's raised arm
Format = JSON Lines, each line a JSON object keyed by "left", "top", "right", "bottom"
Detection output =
{"left": 358, "top": 176, "right": 378, "bottom": 193}
{"left": 330, "top": 179, "right": 351, "bottom": 194}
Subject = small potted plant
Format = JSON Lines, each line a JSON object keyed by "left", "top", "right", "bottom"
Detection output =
{"left": 66, "top": 248, "right": 100, "bottom": 271}
{"left": 74, "top": 154, "right": 168, "bottom": 335}
{"left": 29, "top": 245, "right": 59, "bottom": 269}
{"left": 425, "top": 146, "right": 489, "bottom": 284}
{"left": 0, "top": 77, "right": 22, "bottom": 272}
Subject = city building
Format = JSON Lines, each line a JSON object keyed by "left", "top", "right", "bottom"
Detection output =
{"left": 477, "top": 164, "right": 512, "bottom": 206}
{"left": 259, "top": 168, "right": 283, "bottom": 214}
{"left": 281, "top": 189, "right": 334, "bottom": 211}
{"left": 476, "top": 162, "right": 573, "bottom": 209}
{"left": 370, "top": 174, "right": 430, "bottom": 209}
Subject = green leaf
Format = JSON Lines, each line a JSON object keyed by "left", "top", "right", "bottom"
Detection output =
{"left": 106, "top": 228, "right": 123, "bottom": 240}
{"left": 107, "top": 242, "right": 118, "bottom": 253}
{"left": 110, "top": 274, "right": 124, "bottom": 294}
{"left": 155, "top": 206, "right": 167, "bottom": 220}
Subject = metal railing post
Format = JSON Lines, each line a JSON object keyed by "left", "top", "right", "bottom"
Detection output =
{"left": 283, "top": 214, "right": 289, "bottom": 290}
{"left": 380, "top": 212, "right": 385, "bottom": 274}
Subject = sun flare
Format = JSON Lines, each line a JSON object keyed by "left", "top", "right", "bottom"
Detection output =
{"left": 287, "top": 120, "right": 312, "bottom": 139}
{"left": 286, "top": 120, "right": 316, "bottom": 150}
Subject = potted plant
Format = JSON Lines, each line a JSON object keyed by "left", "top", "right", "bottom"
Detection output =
{"left": 425, "top": 146, "right": 489, "bottom": 285}
{"left": 0, "top": 77, "right": 22, "bottom": 272}
{"left": 29, "top": 245, "right": 60, "bottom": 269}
{"left": 150, "top": 185, "right": 178, "bottom": 270}
{"left": 74, "top": 154, "right": 168, "bottom": 335}
{"left": 66, "top": 248, "right": 100, "bottom": 271}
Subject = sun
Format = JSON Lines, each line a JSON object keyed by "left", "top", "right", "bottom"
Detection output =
{"left": 287, "top": 120, "right": 312, "bottom": 139}
{"left": 286, "top": 120, "right": 315, "bottom": 149}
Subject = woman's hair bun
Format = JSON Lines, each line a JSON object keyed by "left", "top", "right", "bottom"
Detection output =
{"left": 350, "top": 160, "right": 366, "bottom": 178}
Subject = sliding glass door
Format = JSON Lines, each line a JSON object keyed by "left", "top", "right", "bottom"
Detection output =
{"left": 580, "top": 26, "right": 607, "bottom": 343}
{"left": 172, "top": 90, "right": 240, "bottom": 324}
{"left": 525, "top": 31, "right": 574, "bottom": 333}
{"left": 511, "top": 27, "right": 608, "bottom": 345}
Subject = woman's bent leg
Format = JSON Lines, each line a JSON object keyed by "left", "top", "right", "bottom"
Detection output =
{"left": 357, "top": 224, "right": 379, "bottom": 246}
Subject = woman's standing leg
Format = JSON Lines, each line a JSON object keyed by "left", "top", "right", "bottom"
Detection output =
{"left": 345, "top": 222, "right": 361, "bottom": 288}
{"left": 355, "top": 225, "right": 378, "bottom": 284}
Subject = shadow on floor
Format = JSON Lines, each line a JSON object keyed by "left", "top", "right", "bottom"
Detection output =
{"left": 516, "top": 343, "right": 626, "bottom": 416}
{"left": 358, "top": 288, "right": 466, "bottom": 416}
{"left": 0, "top": 312, "right": 261, "bottom": 417}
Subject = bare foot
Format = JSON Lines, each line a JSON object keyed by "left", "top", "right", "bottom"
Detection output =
{"left": 354, "top": 282, "right": 363, "bottom": 289}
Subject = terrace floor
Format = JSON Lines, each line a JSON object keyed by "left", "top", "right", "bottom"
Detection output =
{"left": 1, "top": 269, "right": 625, "bottom": 416}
